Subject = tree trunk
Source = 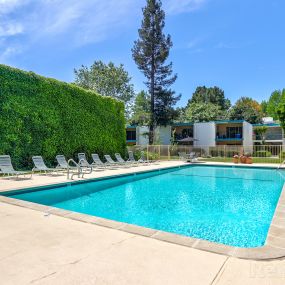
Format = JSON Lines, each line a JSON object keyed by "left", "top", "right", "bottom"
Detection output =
{"left": 149, "top": 54, "right": 155, "bottom": 145}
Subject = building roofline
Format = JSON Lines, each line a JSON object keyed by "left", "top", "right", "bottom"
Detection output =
{"left": 253, "top": 123, "right": 281, "bottom": 127}
{"left": 215, "top": 120, "right": 245, "bottom": 124}
{"left": 127, "top": 119, "right": 254, "bottom": 129}
{"left": 172, "top": 122, "right": 194, "bottom": 127}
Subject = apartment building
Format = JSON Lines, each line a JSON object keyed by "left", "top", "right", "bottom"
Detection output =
{"left": 253, "top": 118, "right": 284, "bottom": 146}
{"left": 126, "top": 120, "right": 253, "bottom": 149}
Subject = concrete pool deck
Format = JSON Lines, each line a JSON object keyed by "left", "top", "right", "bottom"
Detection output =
{"left": 1, "top": 161, "right": 285, "bottom": 284}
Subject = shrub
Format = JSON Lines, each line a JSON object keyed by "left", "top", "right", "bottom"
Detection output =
{"left": 148, "top": 152, "right": 159, "bottom": 160}
{"left": 253, "top": 150, "right": 272, "bottom": 157}
{"left": 0, "top": 64, "right": 126, "bottom": 169}
{"left": 210, "top": 150, "right": 237, "bottom": 158}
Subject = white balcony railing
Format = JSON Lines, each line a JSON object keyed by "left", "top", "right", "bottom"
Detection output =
{"left": 127, "top": 144, "right": 285, "bottom": 164}
{"left": 254, "top": 134, "right": 283, "bottom": 141}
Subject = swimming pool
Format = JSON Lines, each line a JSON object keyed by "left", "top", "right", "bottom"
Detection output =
{"left": 4, "top": 165, "right": 284, "bottom": 247}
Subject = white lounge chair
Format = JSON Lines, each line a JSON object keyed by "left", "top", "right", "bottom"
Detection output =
{"left": 91, "top": 154, "right": 108, "bottom": 169}
{"left": 178, "top": 152, "right": 187, "bottom": 162}
{"left": 78, "top": 153, "right": 93, "bottom": 168}
{"left": 0, "top": 155, "right": 32, "bottom": 179}
{"left": 56, "top": 155, "right": 92, "bottom": 179}
{"left": 138, "top": 151, "right": 152, "bottom": 164}
{"left": 104, "top": 155, "right": 123, "bottom": 167}
{"left": 56, "top": 154, "right": 80, "bottom": 172}
{"left": 32, "top": 156, "right": 58, "bottom": 175}
{"left": 189, "top": 152, "right": 198, "bottom": 162}
{"left": 128, "top": 151, "right": 145, "bottom": 165}
{"left": 115, "top": 153, "right": 134, "bottom": 167}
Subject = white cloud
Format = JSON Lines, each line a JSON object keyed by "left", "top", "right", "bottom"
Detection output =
{"left": 0, "top": 0, "right": 138, "bottom": 62}
{"left": 215, "top": 41, "right": 254, "bottom": 49}
{"left": 0, "top": 0, "right": 24, "bottom": 14}
{"left": 36, "top": 0, "right": 137, "bottom": 45}
{"left": 186, "top": 36, "right": 208, "bottom": 49}
{"left": 0, "top": 45, "right": 22, "bottom": 62}
{"left": 0, "top": 0, "right": 28, "bottom": 37}
{"left": 0, "top": 0, "right": 209, "bottom": 61}
{"left": 0, "top": 22, "right": 23, "bottom": 37}
{"left": 0, "top": 0, "right": 138, "bottom": 44}
{"left": 165, "top": 0, "right": 207, "bottom": 15}
{"left": 215, "top": 42, "right": 238, "bottom": 49}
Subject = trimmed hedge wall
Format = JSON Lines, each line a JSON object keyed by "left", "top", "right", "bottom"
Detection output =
{"left": 0, "top": 64, "right": 126, "bottom": 169}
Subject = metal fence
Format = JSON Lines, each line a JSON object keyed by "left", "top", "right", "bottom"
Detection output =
{"left": 127, "top": 145, "right": 285, "bottom": 164}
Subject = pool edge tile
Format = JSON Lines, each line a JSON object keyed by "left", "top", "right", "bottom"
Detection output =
{"left": 46, "top": 207, "right": 72, "bottom": 217}
{"left": 233, "top": 245, "right": 285, "bottom": 260}
{"left": 266, "top": 235, "right": 285, "bottom": 249}
{"left": 193, "top": 240, "right": 236, "bottom": 256}
{"left": 0, "top": 196, "right": 50, "bottom": 212}
{"left": 119, "top": 224, "right": 157, "bottom": 237}
{"left": 268, "top": 225, "right": 285, "bottom": 239}
{"left": 91, "top": 217, "right": 124, "bottom": 230}
{"left": 151, "top": 231, "right": 197, "bottom": 247}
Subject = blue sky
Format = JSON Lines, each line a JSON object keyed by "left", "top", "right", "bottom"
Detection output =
{"left": 0, "top": 0, "right": 284, "bottom": 107}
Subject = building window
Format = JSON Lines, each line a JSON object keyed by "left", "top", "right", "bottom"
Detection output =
{"left": 126, "top": 130, "right": 136, "bottom": 141}
{"left": 182, "top": 128, "right": 193, "bottom": 138}
{"left": 226, "top": 127, "right": 243, "bottom": 139}
{"left": 173, "top": 127, "right": 194, "bottom": 140}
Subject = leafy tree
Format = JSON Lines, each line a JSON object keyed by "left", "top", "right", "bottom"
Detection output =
{"left": 260, "top": 100, "right": 268, "bottom": 116}
{"left": 254, "top": 126, "right": 268, "bottom": 144}
{"left": 187, "top": 86, "right": 231, "bottom": 111}
{"left": 228, "top": 97, "right": 262, "bottom": 124}
{"left": 74, "top": 60, "right": 135, "bottom": 115}
{"left": 267, "top": 90, "right": 284, "bottom": 119}
{"left": 130, "top": 91, "right": 151, "bottom": 125}
{"left": 277, "top": 90, "right": 285, "bottom": 129}
{"left": 132, "top": 0, "right": 180, "bottom": 144}
{"left": 175, "top": 107, "right": 187, "bottom": 122}
{"left": 154, "top": 87, "right": 180, "bottom": 125}
{"left": 185, "top": 102, "right": 223, "bottom": 122}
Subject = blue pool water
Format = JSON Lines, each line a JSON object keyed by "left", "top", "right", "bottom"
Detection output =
{"left": 4, "top": 166, "right": 284, "bottom": 247}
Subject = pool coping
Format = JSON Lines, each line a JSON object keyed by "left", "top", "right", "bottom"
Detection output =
{"left": 1, "top": 163, "right": 285, "bottom": 260}
{"left": 0, "top": 163, "right": 190, "bottom": 195}
{"left": 0, "top": 162, "right": 280, "bottom": 195}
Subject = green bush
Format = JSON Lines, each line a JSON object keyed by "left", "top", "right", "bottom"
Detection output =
{"left": 0, "top": 64, "right": 126, "bottom": 169}
{"left": 148, "top": 152, "right": 159, "bottom": 160}
{"left": 210, "top": 150, "right": 238, "bottom": 158}
{"left": 253, "top": 150, "right": 272, "bottom": 157}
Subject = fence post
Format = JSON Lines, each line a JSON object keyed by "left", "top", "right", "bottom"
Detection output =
{"left": 168, "top": 145, "right": 170, "bottom": 161}
{"left": 159, "top": 145, "right": 161, "bottom": 160}
{"left": 147, "top": 145, "right": 149, "bottom": 161}
{"left": 224, "top": 145, "right": 226, "bottom": 162}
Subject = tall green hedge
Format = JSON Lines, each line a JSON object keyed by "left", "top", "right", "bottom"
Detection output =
{"left": 0, "top": 64, "right": 126, "bottom": 169}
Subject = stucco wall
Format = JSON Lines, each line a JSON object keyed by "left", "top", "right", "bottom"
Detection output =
{"left": 155, "top": 126, "right": 172, "bottom": 145}
{"left": 137, "top": 126, "right": 149, "bottom": 145}
{"left": 194, "top": 122, "right": 216, "bottom": 154}
{"left": 136, "top": 126, "right": 172, "bottom": 145}
{"left": 243, "top": 122, "right": 253, "bottom": 153}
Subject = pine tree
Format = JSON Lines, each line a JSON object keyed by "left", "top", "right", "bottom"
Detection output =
{"left": 132, "top": 0, "right": 180, "bottom": 144}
